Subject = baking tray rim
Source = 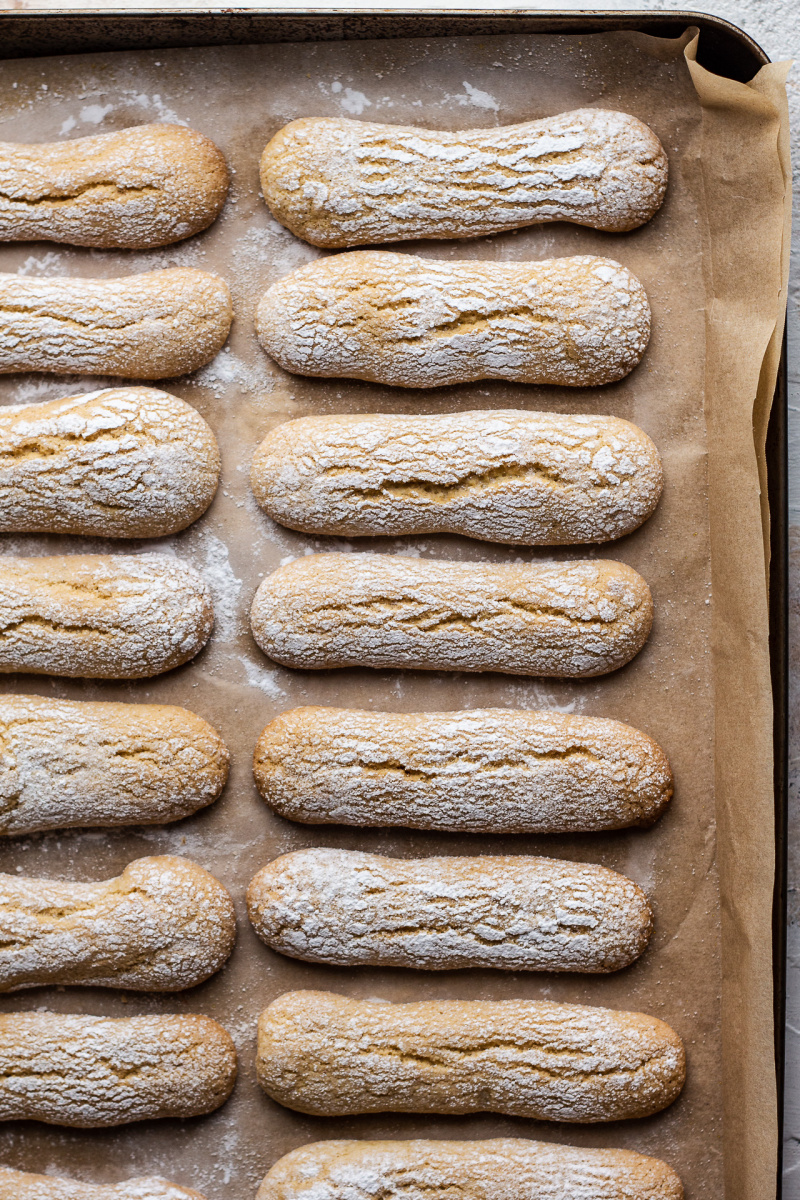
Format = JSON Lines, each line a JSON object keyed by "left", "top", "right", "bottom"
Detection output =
{"left": 0, "top": 10, "right": 788, "bottom": 1197}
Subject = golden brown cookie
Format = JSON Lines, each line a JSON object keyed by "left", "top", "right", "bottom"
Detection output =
{"left": 0, "top": 694, "right": 228, "bottom": 836}
{"left": 0, "top": 269, "right": 232, "bottom": 379}
{"left": 260, "top": 109, "right": 668, "bottom": 246}
{"left": 0, "top": 123, "right": 228, "bottom": 249}
{"left": 0, "top": 856, "right": 236, "bottom": 992}
{"left": 257, "top": 1138, "right": 683, "bottom": 1200}
{"left": 251, "top": 410, "right": 663, "bottom": 545}
{"left": 256, "top": 252, "right": 650, "bottom": 388}
{"left": 253, "top": 706, "right": 672, "bottom": 833}
{"left": 250, "top": 553, "right": 653, "bottom": 677}
{"left": 247, "top": 848, "right": 652, "bottom": 972}
{"left": 0, "top": 388, "right": 220, "bottom": 537}
{"left": 0, "top": 554, "right": 213, "bottom": 678}
{"left": 0, "top": 1012, "right": 236, "bottom": 1126}
{"left": 257, "top": 990, "right": 685, "bottom": 1121}
{"left": 0, "top": 1166, "right": 207, "bottom": 1199}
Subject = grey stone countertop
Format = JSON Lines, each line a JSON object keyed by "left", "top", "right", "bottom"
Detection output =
{"left": 0, "top": 0, "right": 797, "bottom": 1189}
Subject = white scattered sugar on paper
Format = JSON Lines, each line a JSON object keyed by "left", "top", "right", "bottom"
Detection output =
{"left": 79, "top": 103, "right": 113, "bottom": 124}
{"left": 16, "top": 251, "right": 69, "bottom": 277}
{"left": 459, "top": 81, "right": 500, "bottom": 111}
{"left": 192, "top": 531, "right": 243, "bottom": 643}
{"left": 324, "top": 79, "right": 373, "bottom": 116}
{"left": 237, "top": 655, "right": 285, "bottom": 699}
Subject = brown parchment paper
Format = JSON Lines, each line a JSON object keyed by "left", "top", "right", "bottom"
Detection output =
{"left": 0, "top": 26, "right": 788, "bottom": 1200}
{"left": 682, "top": 38, "right": 792, "bottom": 1200}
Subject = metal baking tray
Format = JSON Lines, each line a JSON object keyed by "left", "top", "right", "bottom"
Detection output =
{"left": 0, "top": 9, "right": 788, "bottom": 1197}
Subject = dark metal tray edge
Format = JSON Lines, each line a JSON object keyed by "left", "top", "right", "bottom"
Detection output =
{"left": 0, "top": 10, "right": 788, "bottom": 1197}
{"left": 0, "top": 9, "right": 771, "bottom": 84}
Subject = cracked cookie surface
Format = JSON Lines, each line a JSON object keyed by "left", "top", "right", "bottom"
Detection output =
{"left": 0, "top": 123, "right": 228, "bottom": 249}
{"left": 250, "top": 553, "right": 653, "bottom": 677}
{"left": 257, "top": 1137, "right": 683, "bottom": 1200}
{"left": 247, "top": 848, "right": 652, "bottom": 972}
{"left": 0, "top": 269, "right": 232, "bottom": 379}
{"left": 0, "top": 1166, "right": 207, "bottom": 1199}
{"left": 0, "top": 553, "right": 213, "bottom": 678}
{"left": 0, "top": 387, "right": 220, "bottom": 537}
{"left": 257, "top": 990, "right": 685, "bottom": 1121}
{"left": 260, "top": 109, "right": 668, "bottom": 246}
{"left": 256, "top": 252, "right": 650, "bottom": 388}
{"left": 0, "top": 694, "right": 228, "bottom": 836}
{"left": 252, "top": 409, "right": 662, "bottom": 545}
{"left": 0, "top": 1011, "right": 237, "bottom": 1126}
{"left": 0, "top": 855, "right": 235, "bottom": 992}
{"left": 254, "top": 706, "right": 672, "bottom": 832}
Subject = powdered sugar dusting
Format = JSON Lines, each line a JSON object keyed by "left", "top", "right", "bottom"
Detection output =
{"left": 252, "top": 409, "right": 663, "bottom": 546}
{"left": 459, "top": 81, "right": 500, "bottom": 111}
{"left": 0, "top": 1164, "right": 206, "bottom": 1199}
{"left": 237, "top": 655, "right": 285, "bottom": 699}
{"left": 0, "top": 387, "right": 220, "bottom": 537}
{"left": 190, "top": 532, "right": 242, "bottom": 643}
{"left": 257, "top": 1137, "right": 683, "bottom": 1200}
{"left": 260, "top": 108, "right": 667, "bottom": 247}
{"left": 0, "top": 1012, "right": 236, "bottom": 1125}
{"left": 0, "top": 269, "right": 232, "bottom": 379}
{"left": 257, "top": 990, "right": 686, "bottom": 1121}
{"left": 0, "top": 694, "right": 229, "bottom": 836}
{"left": 0, "top": 856, "right": 235, "bottom": 991}
{"left": 0, "top": 124, "right": 227, "bottom": 249}
{"left": 251, "top": 553, "right": 653, "bottom": 677}
{"left": 256, "top": 252, "right": 651, "bottom": 389}
{"left": 0, "top": 553, "right": 214, "bottom": 679}
{"left": 254, "top": 706, "right": 672, "bottom": 833}
{"left": 248, "top": 847, "right": 652, "bottom": 972}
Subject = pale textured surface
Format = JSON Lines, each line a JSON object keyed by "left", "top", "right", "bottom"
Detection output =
{"left": 260, "top": 108, "right": 668, "bottom": 246}
{"left": 0, "top": 123, "right": 228, "bottom": 249}
{"left": 0, "top": 387, "right": 220, "bottom": 537}
{"left": 254, "top": 706, "right": 674, "bottom": 832}
{"left": 252, "top": 410, "right": 663, "bottom": 546}
{"left": 0, "top": 1012, "right": 236, "bottom": 1126}
{"left": 0, "top": 856, "right": 235, "bottom": 992}
{"left": 0, "top": 1166, "right": 206, "bottom": 1200}
{"left": 0, "top": 269, "right": 232, "bottom": 379}
{"left": 247, "top": 848, "right": 652, "bottom": 972}
{"left": 0, "top": 694, "right": 229, "bottom": 836}
{"left": 0, "top": 554, "right": 213, "bottom": 679}
{"left": 256, "top": 251, "right": 651, "bottom": 388}
{"left": 251, "top": 553, "right": 653, "bottom": 676}
{"left": 257, "top": 1138, "right": 684, "bottom": 1200}
{"left": 257, "top": 991, "right": 686, "bottom": 1122}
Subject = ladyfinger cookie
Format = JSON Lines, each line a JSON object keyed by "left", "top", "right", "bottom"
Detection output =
{"left": 250, "top": 553, "right": 653, "bottom": 677}
{"left": 0, "top": 1166, "right": 207, "bottom": 1200}
{"left": 257, "top": 1138, "right": 683, "bottom": 1200}
{"left": 255, "top": 252, "right": 650, "bottom": 388}
{"left": 257, "top": 990, "right": 685, "bottom": 1121}
{"left": 0, "top": 554, "right": 213, "bottom": 679}
{"left": 247, "top": 848, "right": 652, "bottom": 972}
{"left": 0, "top": 269, "right": 232, "bottom": 379}
{"left": 0, "top": 855, "right": 235, "bottom": 992}
{"left": 254, "top": 707, "right": 672, "bottom": 833}
{"left": 261, "top": 109, "right": 668, "bottom": 248}
{"left": 0, "top": 388, "right": 220, "bottom": 537}
{"left": 0, "top": 1011, "right": 236, "bottom": 1126}
{"left": 0, "top": 124, "right": 228, "bottom": 250}
{"left": 0, "top": 695, "right": 228, "bottom": 836}
{"left": 252, "top": 410, "right": 662, "bottom": 545}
